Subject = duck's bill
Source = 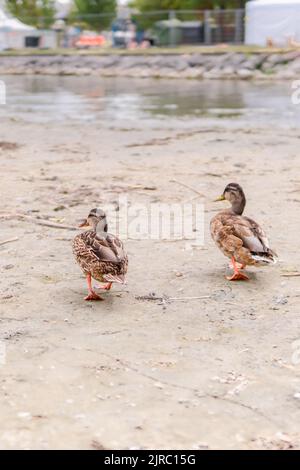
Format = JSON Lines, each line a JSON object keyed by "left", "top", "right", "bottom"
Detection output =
{"left": 79, "top": 219, "right": 89, "bottom": 228}
{"left": 214, "top": 195, "right": 225, "bottom": 202}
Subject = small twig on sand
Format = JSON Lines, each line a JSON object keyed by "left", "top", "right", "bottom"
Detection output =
{"left": 136, "top": 294, "right": 210, "bottom": 303}
{"left": 0, "top": 213, "right": 77, "bottom": 231}
{"left": 136, "top": 295, "right": 164, "bottom": 301}
{"left": 55, "top": 237, "right": 73, "bottom": 241}
{"left": 170, "top": 179, "right": 205, "bottom": 198}
{"left": 281, "top": 272, "right": 300, "bottom": 277}
{"left": 34, "top": 220, "right": 77, "bottom": 230}
{"left": 0, "top": 237, "right": 19, "bottom": 246}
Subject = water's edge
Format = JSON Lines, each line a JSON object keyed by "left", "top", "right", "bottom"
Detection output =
{"left": 0, "top": 75, "right": 297, "bottom": 131}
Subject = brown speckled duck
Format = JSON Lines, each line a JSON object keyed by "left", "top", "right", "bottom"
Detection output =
{"left": 73, "top": 208, "right": 128, "bottom": 301}
{"left": 210, "top": 183, "right": 277, "bottom": 281}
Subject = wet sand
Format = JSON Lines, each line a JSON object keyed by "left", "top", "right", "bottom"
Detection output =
{"left": 0, "top": 113, "right": 300, "bottom": 449}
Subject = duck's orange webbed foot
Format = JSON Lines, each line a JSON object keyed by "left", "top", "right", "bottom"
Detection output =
{"left": 85, "top": 291, "right": 104, "bottom": 301}
{"left": 85, "top": 273, "right": 104, "bottom": 300}
{"left": 227, "top": 257, "right": 249, "bottom": 281}
{"left": 98, "top": 282, "right": 113, "bottom": 291}
{"left": 226, "top": 271, "right": 249, "bottom": 281}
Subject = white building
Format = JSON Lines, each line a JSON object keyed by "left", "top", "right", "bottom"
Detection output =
{"left": 0, "top": 1, "right": 56, "bottom": 49}
{"left": 245, "top": 0, "right": 300, "bottom": 46}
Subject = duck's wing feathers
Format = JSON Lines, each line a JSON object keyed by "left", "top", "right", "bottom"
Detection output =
{"left": 211, "top": 211, "right": 277, "bottom": 265}
{"left": 89, "top": 232, "right": 127, "bottom": 264}
{"left": 233, "top": 216, "right": 277, "bottom": 262}
{"left": 232, "top": 217, "right": 266, "bottom": 252}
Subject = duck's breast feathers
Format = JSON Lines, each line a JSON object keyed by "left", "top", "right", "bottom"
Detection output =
{"left": 210, "top": 212, "right": 242, "bottom": 257}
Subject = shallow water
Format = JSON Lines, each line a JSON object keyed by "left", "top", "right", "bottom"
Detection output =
{"left": 0, "top": 75, "right": 299, "bottom": 129}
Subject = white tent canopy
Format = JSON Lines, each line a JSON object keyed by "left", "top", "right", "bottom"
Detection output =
{"left": 245, "top": 0, "right": 300, "bottom": 46}
{"left": 0, "top": 2, "right": 35, "bottom": 32}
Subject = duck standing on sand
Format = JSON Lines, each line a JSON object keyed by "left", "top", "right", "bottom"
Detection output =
{"left": 210, "top": 183, "right": 277, "bottom": 281}
{"left": 73, "top": 208, "right": 128, "bottom": 300}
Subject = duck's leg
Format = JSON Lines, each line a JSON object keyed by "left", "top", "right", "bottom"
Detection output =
{"left": 228, "top": 260, "right": 245, "bottom": 270}
{"left": 98, "top": 282, "right": 113, "bottom": 291}
{"left": 85, "top": 273, "right": 104, "bottom": 301}
{"left": 227, "top": 257, "right": 249, "bottom": 281}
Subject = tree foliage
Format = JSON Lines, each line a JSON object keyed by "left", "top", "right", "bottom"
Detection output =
{"left": 132, "top": 0, "right": 247, "bottom": 11}
{"left": 6, "top": 0, "right": 55, "bottom": 27}
{"left": 131, "top": 0, "right": 247, "bottom": 32}
{"left": 72, "top": 0, "right": 117, "bottom": 30}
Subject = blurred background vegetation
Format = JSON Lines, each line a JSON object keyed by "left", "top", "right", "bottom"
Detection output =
{"left": 131, "top": 1, "right": 247, "bottom": 10}
{"left": 7, "top": 0, "right": 56, "bottom": 27}
{"left": 6, "top": 0, "right": 117, "bottom": 29}
{"left": 5, "top": 0, "right": 247, "bottom": 30}
{"left": 72, "top": 0, "right": 116, "bottom": 29}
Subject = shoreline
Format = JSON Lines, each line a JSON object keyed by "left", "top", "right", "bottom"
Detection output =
{"left": 1, "top": 49, "right": 300, "bottom": 79}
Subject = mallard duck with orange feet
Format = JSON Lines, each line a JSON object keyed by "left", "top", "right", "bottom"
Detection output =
{"left": 211, "top": 183, "right": 277, "bottom": 281}
{"left": 73, "top": 208, "right": 128, "bottom": 300}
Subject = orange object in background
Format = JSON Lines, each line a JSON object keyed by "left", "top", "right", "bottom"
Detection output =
{"left": 75, "top": 35, "right": 106, "bottom": 48}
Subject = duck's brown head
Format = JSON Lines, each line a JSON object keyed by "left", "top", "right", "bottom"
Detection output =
{"left": 79, "top": 208, "right": 108, "bottom": 232}
{"left": 215, "top": 183, "right": 246, "bottom": 215}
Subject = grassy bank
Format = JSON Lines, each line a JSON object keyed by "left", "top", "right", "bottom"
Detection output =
{"left": 0, "top": 45, "right": 299, "bottom": 57}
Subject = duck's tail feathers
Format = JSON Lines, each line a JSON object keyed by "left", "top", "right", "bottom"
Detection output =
{"left": 251, "top": 249, "right": 278, "bottom": 265}
{"left": 103, "top": 274, "right": 126, "bottom": 284}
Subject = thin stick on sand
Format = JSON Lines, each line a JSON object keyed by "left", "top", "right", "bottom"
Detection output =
{"left": 136, "top": 294, "right": 211, "bottom": 302}
{"left": 281, "top": 272, "right": 300, "bottom": 278}
{"left": 0, "top": 237, "right": 19, "bottom": 246}
{"left": 170, "top": 179, "right": 205, "bottom": 198}
{"left": 34, "top": 220, "right": 77, "bottom": 230}
{"left": 0, "top": 213, "right": 77, "bottom": 231}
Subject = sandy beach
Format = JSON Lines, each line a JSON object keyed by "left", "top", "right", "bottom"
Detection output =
{"left": 0, "top": 86, "right": 300, "bottom": 449}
